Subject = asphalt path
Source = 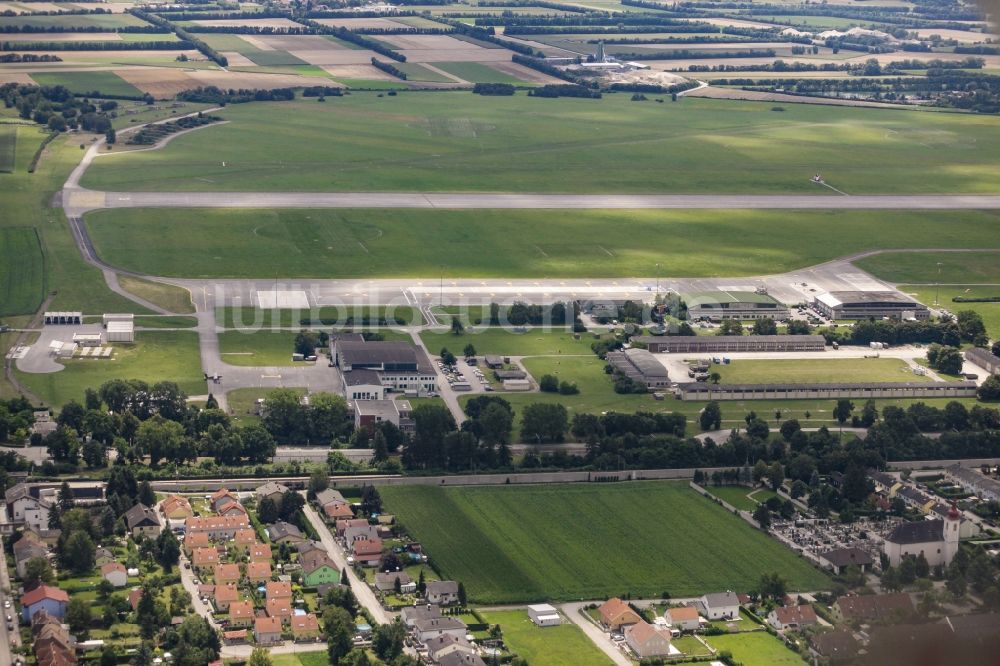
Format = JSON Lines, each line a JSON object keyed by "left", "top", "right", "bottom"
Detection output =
{"left": 65, "top": 190, "right": 1000, "bottom": 212}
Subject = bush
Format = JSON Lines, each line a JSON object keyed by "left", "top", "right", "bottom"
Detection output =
{"left": 539, "top": 374, "right": 559, "bottom": 392}
{"left": 558, "top": 381, "right": 579, "bottom": 395}
{"left": 473, "top": 82, "right": 515, "bottom": 96}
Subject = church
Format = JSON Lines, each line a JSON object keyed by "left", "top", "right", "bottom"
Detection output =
{"left": 883, "top": 502, "right": 961, "bottom": 567}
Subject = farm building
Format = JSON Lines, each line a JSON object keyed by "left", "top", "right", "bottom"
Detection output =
{"left": 680, "top": 380, "right": 977, "bottom": 401}
{"left": 106, "top": 320, "right": 134, "bottom": 343}
{"left": 833, "top": 593, "right": 913, "bottom": 623}
{"left": 813, "top": 291, "right": 929, "bottom": 320}
{"left": 634, "top": 335, "right": 826, "bottom": 354}
{"left": 965, "top": 347, "right": 1000, "bottom": 375}
{"left": 332, "top": 339, "right": 437, "bottom": 400}
{"left": 527, "top": 604, "right": 561, "bottom": 627}
{"left": 606, "top": 348, "right": 670, "bottom": 389}
{"left": 685, "top": 290, "right": 790, "bottom": 321}
{"left": 43, "top": 312, "right": 81, "bottom": 325}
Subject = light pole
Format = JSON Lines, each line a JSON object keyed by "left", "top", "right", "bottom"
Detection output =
{"left": 655, "top": 263, "right": 660, "bottom": 301}
{"left": 935, "top": 262, "right": 943, "bottom": 307}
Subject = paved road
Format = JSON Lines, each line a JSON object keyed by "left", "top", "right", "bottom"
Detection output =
{"left": 0, "top": 536, "right": 14, "bottom": 666}
{"left": 560, "top": 602, "right": 632, "bottom": 666}
{"left": 62, "top": 190, "right": 1000, "bottom": 213}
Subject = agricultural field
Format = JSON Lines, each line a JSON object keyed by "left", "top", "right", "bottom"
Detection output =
{"left": 705, "top": 631, "right": 807, "bottom": 666}
{"left": 83, "top": 207, "right": 1000, "bottom": 280}
{"left": 15, "top": 331, "right": 203, "bottom": 407}
{"left": 480, "top": 609, "right": 612, "bottom": 666}
{"left": 0, "top": 227, "right": 44, "bottom": 316}
{"left": 712, "top": 358, "right": 928, "bottom": 384}
{"left": 79, "top": 93, "right": 1000, "bottom": 194}
{"left": 0, "top": 12, "right": 148, "bottom": 28}
{"left": 430, "top": 60, "right": 528, "bottom": 84}
{"left": 381, "top": 482, "right": 828, "bottom": 603}
{"left": 31, "top": 71, "right": 143, "bottom": 97}
{"left": 0, "top": 124, "right": 15, "bottom": 173}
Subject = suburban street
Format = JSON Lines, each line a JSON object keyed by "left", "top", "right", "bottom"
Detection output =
{"left": 0, "top": 536, "right": 14, "bottom": 666}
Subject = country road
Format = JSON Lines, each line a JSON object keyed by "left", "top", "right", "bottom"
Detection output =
{"left": 61, "top": 189, "right": 1000, "bottom": 214}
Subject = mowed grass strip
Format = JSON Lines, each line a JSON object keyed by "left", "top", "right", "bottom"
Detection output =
{"left": 0, "top": 227, "right": 45, "bottom": 316}
{"left": 855, "top": 251, "right": 1000, "bottom": 284}
{"left": 79, "top": 92, "right": 1000, "bottom": 194}
{"left": 31, "top": 71, "right": 142, "bottom": 97}
{"left": 713, "top": 358, "right": 927, "bottom": 384}
{"left": 118, "top": 276, "right": 195, "bottom": 314}
{"left": 381, "top": 482, "right": 828, "bottom": 603}
{"left": 83, "top": 208, "right": 1000, "bottom": 279}
{"left": 219, "top": 305, "right": 420, "bottom": 328}
{"left": 480, "top": 610, "right": 612, "bottom": 666}
{"left": 901, "top": 285, "right": 1000, "bottom": 338}
{"left": 0, "top": 125, "right": 15, "bottom": 173}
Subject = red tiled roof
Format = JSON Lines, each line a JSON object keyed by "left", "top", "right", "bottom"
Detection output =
{"left": 21, "top": 585, "right": 68, "bottom": 606}
{"left": 266, "top": 581, "right": 292, "bottom": 599}
{"left": 291, "top": 613, "right": 319, "bottom": 633}
{"left": 666, "top": 606, "right": 699, "bottom": 621}
{"left": 255, "top": 616, "right": 282, "bottom": 634}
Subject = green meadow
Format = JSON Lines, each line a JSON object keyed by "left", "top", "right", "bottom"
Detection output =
{"left": 855, "top": 251, "right": 1000, "bottom": 284}
{"left": 80, "top": 92, "right": 1000, "bottom": 194}
{"left": 31, "top": 71, "right": 144, "bottom": 97}
{"left": 0, "top": 227, "right": 45, "bottom": 316}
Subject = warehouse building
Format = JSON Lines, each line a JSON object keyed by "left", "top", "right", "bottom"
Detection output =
{"left": 685, "top": 290, "right": 790, "bottom": 321}
{"left": 813, "top": 291, "right": 929, "bottom": 320}
{"left": 332, "top": 339, "right": 437, "bottom": 400}
{"left": 966, "top": 347, "right": 1000, "bottom": 375}
{"left": 106, "top": 321, "right": 134, "bottom": 343}
{"left": 606, "top": 348, "right": 670, "bottom": 389}
{"left": 680, "top": 380, "right": 976, "bottom": 401}
{"left": 634, "top": 335, "right": 826, "bottom": 354}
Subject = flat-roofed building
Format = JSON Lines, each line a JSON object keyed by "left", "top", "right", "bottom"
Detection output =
{"left": 681, "top": 380, "right": 977, "bottom": 401}
{"left": 333, "top": 340, "right": 437, "bottom": 400}
{"left": 814, "top": 291, "right": 929, "bottom": 320}
{"left": 353, "top": 399, "right": 414, "bottom": 433}
{"left": 685, "top": 290, "right": 789, "bottom": 321}
{"left": 966, "top": 347, "right": 1000, "bottom": 375}
{"left": 635, "top": 335, "right": 826, "bottom": 354}
{"left": 606, "top": 348, "right": 669, "bottom": 389}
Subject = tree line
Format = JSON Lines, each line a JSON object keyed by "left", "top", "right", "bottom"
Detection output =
{"left": 1, "top": 39, "right": 190, "bottom": 50}
{"left": 371, "top": 58, "right": 407, "bottom": 80}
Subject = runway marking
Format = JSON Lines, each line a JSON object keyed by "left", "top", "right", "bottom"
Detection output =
{"left": 534, "top": 245, "right": 549, "bottom": 257}
{"left": 598, "top": 245, "right": 615, "bottom": 257}
{"left": 357, "top": 241, "right": 370, "bottom": 254}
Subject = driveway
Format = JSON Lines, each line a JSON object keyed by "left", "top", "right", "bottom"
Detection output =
{"left": 560, "top": 602, "right": 632, "bottom": 666}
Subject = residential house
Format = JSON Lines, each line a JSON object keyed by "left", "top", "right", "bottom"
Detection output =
{"left": 184, "top": 531, "right": 210, "bottom": 555}
{"left": 247, "top": 561, "right": 271, "bottom": 584}
{"left": 834, "top": 593, "right": 914, "bottom": 624}
{"left": 291, "top": 613, "right": 321, "bottom": 641}
{"left": 13, "top": 532, "right": 49, "bottom": 578}
{"left": 768, "top": 605, "right": 818, "bottom": 631}
{"left": 232, "top": 528, "right": 257, "bottom": 552}
{"left": 127, "top": 588, "right": 144, "bottom": 611}
{"left": 297, "top": 540, "right": 326, "bottom": 557}
{"left": 229, "top": 600, "right": 255, "bottom": 628}
{"left": 101, "top": 562, "right": 128, "bottom": 588}
{"left": 94, "top": 547, "right": 115, "bottom": 567}
{"left": 215, "top": 563, "right": 241, "bottom": 585}
{"left": 352, "top": 537, "right": 383, "bottom": 567}
{"left": 184, "top": 515, "right": 249, "bottom": 539}
{"left": 413, "top": 617, "right": 467, "bottom": 643}
{"left": 437, "top": 655, "right": 487, "bottom": 666}
{"left": 266, "top": 580, "right": 293, "bottom": 600}
{"left": 218, "top": 501, "right": 248, "bottom": 519}
{"left": 335, "top": 518, "right": 369, "bottom": 537}
{"left": 249, "top": 543, "right": 273, "bottom": 564}
{"left": 255, "top": 616, "right": 283, "bottom": 646}
{"left": 6, "top": 483, "right": 53, "bottom": 531}
{"left": 818, "top": 547, "right": 874, "bottom": 575}
{"left": 324, "top": 502, "right": 354, "bottom": 521}
{"left": 124, "top": 503, "right": 162, "bottom": 539}
{"left": 21, "top": 584, "right": 68, "bottom": 622}
{"left": 426, "top": 634, "right": 476, "bottom": 662}
{"left": 214, "top": 584, "right": 240, "bottom": 613}
{"left": 344, "top": 524, "right": 379, "bottom": 544}
{"left": 425, "top": 580, "right": 460, "bottom": 606}
{"left": 375, "top": 571, "right": 415, "bottom": 593}
{"left": 664, "top": 606, "right": 700, "bottom": 632}
{"left": 527, "top": 604, "right": 560, "bottom": 627}
{"left": 697, "top": 592, "right": 740, "bottom": 620}
{"left": 625, "top": 621, "right": 674, "bottom": 659}
{"left": 32, "top": 614, "right": 77, "bottom": 666}
{"left": 315, "top": 489, "right": 346, "bottom": 507}
{"left": 160, "top": 495, "right": 194, "bottom": 521}
{"left": 402, "top": 603, "right": 440, "bottom": 628}
{"left": 267, "top": 521, "right": 305, "bottom": 545}
{"left": 209, "top": 488, "right": 240, "bottom": 514}
{"left": 223, "top": 629, "right": 248, "bottom": 646}
{"left": 266, "top": 597, "right": 294, "bottom": 625}
{"left": 192, "top": 547, "right": 220, "bottom": 572}
{"left": 255, "top": 481, "right": 289, "bottom": 505}
{"left": 598, "top": 598, "right": 643, "bottom": 631}
{"left": 301, "top": 550, "right": 340, "bottom": 588}
{"left": 810, "top": 631, "right": 859, "bottom": 663}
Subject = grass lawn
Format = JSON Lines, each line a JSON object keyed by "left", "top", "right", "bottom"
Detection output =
{"left": 80, "top": 92, "right": 1000, "bottom": 194}
{"left": 0, "top": 227, "right": 44, "bottom": 316}
{"left": 900, "top": 285, "right": 1000, "bottom": 338}
{"left": 705, "top": 485, "right": 765, "bottom": 511}
{"left": 218, "top": 330, "right": 299, "bottom": 366}
{"left": 15, "top": 331, "right": 203, "bottom": 407}
{"left": 713, "top": 358, "right": 928, "bottom": 384}
{"left": 423, "top": 328, "right": 597, "bottom": 356}
{"left": 118, "top": 276, "right": 195, "bottom": 314}
{"left": 219, "top": 305, "right": 420, "bottom": 327}
{"left": 854, "top": 251, "right": 1000, "bottom": 284}
{"left": 480, "top": 610, "right": 612, "bottom": 666}
{"left": 673, "top": 634, "right": 711, "bottom": 656}
{"left": 705, "top": 631, "right": 807, "bottom": 666}
{"left": 84, "top": 207, "right": 1000, "bottom": 279}
{"left": 271, "top": 654, "right": 334, "bottom": 666}
{"left": 381, "top": 482, "right": 828, "bottom": 603}
{"left": 30, "top": 71, "right": 143, "bottom": 97}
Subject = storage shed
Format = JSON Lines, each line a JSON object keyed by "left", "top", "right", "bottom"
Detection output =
{"left": 106, "top": 321, "right": 135, "bottom": 343}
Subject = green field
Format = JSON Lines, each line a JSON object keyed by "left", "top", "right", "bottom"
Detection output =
{"left": 706, "top": 486, "right": 779, "bottom": 512}
{"left": 83, "top": 208, "right": 1000, "bottom": 279}
{"left": 381, "top": 482, "right": 828, "bottom": 603}
{"left": 0, "top": 125, "right": 15, "bottom": 173}
{"left": 218, "top": 330, "right": 300, "bottom": 366}
{"left": 431, "top": 61, "right": 527, "bottom": 84}
{"left": 901, "top": 285, "right": 1000, "bottom": 338}
{"left": 855, "top": 251, "right": 1000, "bottom": 284}
{"left": 714, "top": 358, "right": 927, "bottom": 384}
{"left": 246, "top": 50, "right": 311, "bottom": 67}
{"left": 423, "top": 328, "right": 598, "bottom": 356}
{"left": 80, "top": 93, "right": 1000, "bottom": 194}
{"left": 31, "top": 71, "right": 142, "bottom": 98}
{"left": 15, "top": 331, "right": 203, "bottom": 408}
{"left": 705, "top": 631, "right": 807, "bottom": 666}
{"left": 481, "top": 610, "right": 611, "bottom": 666}
{"left": 118, "top": 276, "right": 194, "bottom": 314}
{"left": 0, "top": 227, "right": 45, "bottom": 317}
{"left": 0, "top": 13, "right": 148, "bottom": 28}
{"left": 219, "top": 305, "right": 420, "bottom": 328}
{"left": 394, "top": 63, "right": 455, "bottom": 83}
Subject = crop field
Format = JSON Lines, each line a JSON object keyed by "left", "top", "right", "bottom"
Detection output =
{"left": 0, "top": 227, "right": 44, "bottom": 316}
{"left": 431, "top": 61, "right": 527, "bottom": 84}
{"left": 0, "top": 124, "right": 14, "bottom": 173}
{"left": 0, "top": 12, "right": 148, "bottom": 28}
{"left": 31, "top": 71, "right": 143, "bottom": 97}
{"left": 480, "top": 610, "right": 611, "bottom": 666}
{"left": 15, "top": 331, "right": 203, "bottom": 407}
{"left": 79, "top": 93, "right": 1000, "bottom": 194}
{"left": 381, "top": 482, "right": 828, "bottom": 603}
{"left": 705, "top": 632, "right": 807, "bottom": 666}
{"left": 713, "top": 358, "right": 927, "bottom": 384}
{"left": 84, "top": 207, "right": 1000, "bottom": 280}
{"left": 855, "top": 251, "right": 1000, "bottom": 284}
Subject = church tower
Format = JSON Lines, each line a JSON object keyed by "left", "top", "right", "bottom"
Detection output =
{"left": 944, "top": 500, "right": 961, "bottom": 564}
